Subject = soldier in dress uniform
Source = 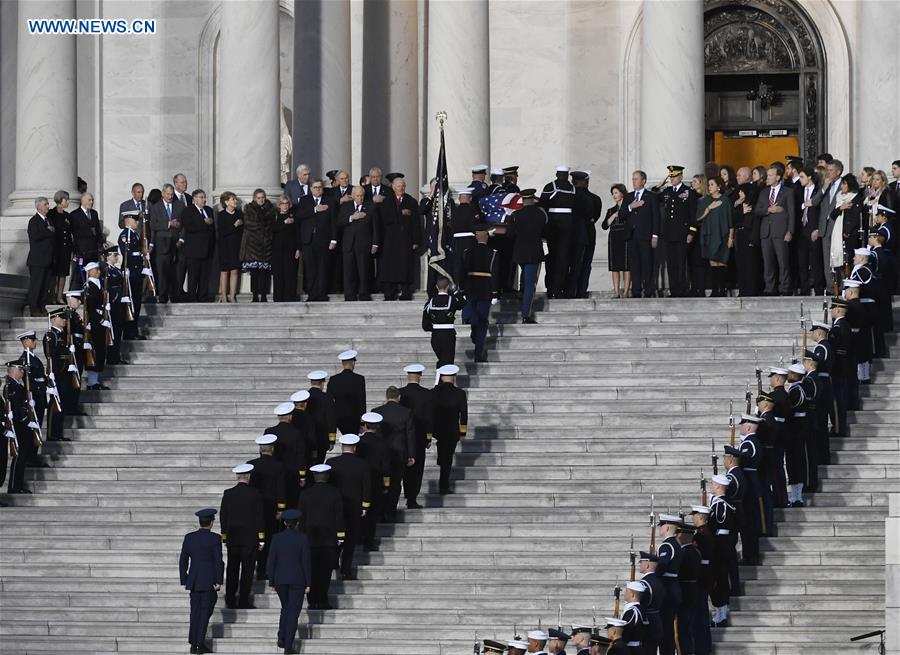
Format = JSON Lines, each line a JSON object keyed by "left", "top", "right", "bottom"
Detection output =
{"left": 657, "top": 166, "right": 694, "bottom": 297}
{"left": 507, "top": 638, "right": 529, "bottom": 655}
{"left": 722, "top": 446, "right": 745, "bottom": 594}
{"left": 82, "top": 262, "right": 109, "bottom": 390}
{"left": 422, "top": 277, "right": 464, "bottom": 368}
{"left": 219, "top": 463, "right": 265, "bottom": 610}
{"left": 289, "top": 390, "right": 319, "bottom": 466}
{"left": 637, "top": 551, "right": 665, "bottom": 655}
{"left": 102, "top": 246, "right": 128, "bottom": 365}
{"left": 755, "top": 391, "right": 783, "bottom": 519}
{"left": 327, "top": 350, "right": 366, "bottom": 437}
{"left": 603, "top": 617, "right": 628, "bottom": 655}
{"left": 785, "top": 362, "right": 810, "bottom": 507}
{"left": 674, "top": 520, "right": 700, "bottom": 655}
{"left": 505, "top": 189, "right": 547, "bottom": 323}
{"left": 398, "top": 364, "right": 433, "bottom": 509}
{"left": 460, "top": 224, "right": 499, "bottom": 362}
{"left": 306, "top": 370, "right": 337, "bottom": 457}
{"left": 266, "top": 402, "right": 307, "bottom": 506}
{"left": 297, "top": 463, "right": 344, "bottom": 610}
{"left": 690, "top": 505, "right": 713, "bottom": 655}
{"left": 547, "top": 627, "right": 570, "bottom": 654}
{"left": 573, "top": 174, "right": 604, "bottom": 299}
{"left": 810, "top": 322, "right": 835, "bottom": 455}
{"left": 431, "top": 364, "right": 467, "bottom": 495}
{"left": 247, "top": 434, "right": 287, "bottom": 580}
{"left": 655, "top": 515, "right": 683, "bottom": 655}
{"left": 481, "top": 639, "right": 507, "bottom": 654}
{"left": 371, "top": 386, "right": 416, "bottom": 522}
{"left": 569, "top": 626, "right": 592, "bottom": 655}
{"left": 539, "top": 166, "right": 577, "bottom": 298}
{"left": 620, "top": 581, "right": 647, "bottom": 655}
{"left": 43, "top": 308, "right": 72, "bottom": 441}
{"left": 326, "top": 434, "right": 371, "bottom": 580}
{"left": 737, "top": 414, "right": 766, "bottom": 554}
{"left": 357, "top": 412, "right": 391, "bottom": 552}
{"left": 502, "top": 165, "right": 520, "bottom": 193}
{"left": 450, "top": 188, "right": 481, "bottom": 285}
{"left": 842, "top": 277, "right": 871, "bottom": 398}
{"left": 708, "top": 474, "right": 737, "bottom": 627}
{"left": 179, "top": 508, "right": 224, "bottom": 655}
{"left": 468, "top": 164, "right": 489, "bottom": 202}
{"left": 118, "top": 215, "right": 145, "bottom": 340}
{"left": 266, "top": 508, "right": 311, "bottom": 655}
{"left": 800, "top": 351, "right": 823, "bottom": 494}
{"left": 62, "top": 290, "right": 85, "bottom": 414}
{"left": 766, "top": 367, "right": 791, "bottom": 507}
{"left": 16, "top": 330, "right": 48, "bottom": 468}
{"left": 3, "top": 362, "right": 33, "bottom": 494}
{"left": 828, "top": 297, "right": 852, "bottom": 438}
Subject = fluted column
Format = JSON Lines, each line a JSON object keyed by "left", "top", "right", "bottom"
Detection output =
{"left": 855, "top": 0, "right": 900, "bottom": 170}
{"left": 639, "top": 0, "right": 704, "bottom": 176}
{"left": 426, "top": 0, "right": 490, "bottom": 183}
{"left": 294, "top": 0, "right": 352, "bottom": 176}
{"left": 216, "top": 0, "right": 280, "bottom": 196}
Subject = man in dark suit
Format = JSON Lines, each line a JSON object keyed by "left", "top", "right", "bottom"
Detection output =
{"left": 753, "top": 164, "right": 796, "bottom": 295}
{"left": 297, "top": 464, "right": 345, "bottom": 610}
{"left": 326, "top": 350, "right": 366, "bottom": 437}
{"left": 247, "top": 435, "right": 287, "bottom": 579}
{"left": 219, "top": 463, "right": 265, "bottom": 610}
{"left": 812, "top": 159, "right": 844, "bottom": 290}
{"left": 374, "top": 173, "right": 422, "bottom": 301}
{"left": 326, "top": 434, "right": 371, "bottom": 580}
{"left": 363, "top": 167, "right": 388, "bottom": 205}
{"left": 504, "top": 189, "right": 546, "bottom": 323}
{"left": 117, "top": 182, "right": 146, "bottom": 229}
{"left": 172, "top": 173, "right": 191, "bottom": 300}
{"left": 70, "top": 192, "right": 103, "bottom": 285}
{"left": 179, "top": 508, "right": 224, "bottom": 654}
{"left": 148, "top": 184, "right": 183, "bottom": 303}
{"left": 732, "top": 167, "right": 762, "bottom": 297}
{"left": 331, "top": 186, "right": 376, "bottom": 301}
{"left": 657, "top": 166, "right": 694, "bottom": 297}
{"left": 296, "top": 179, "right": 333, "bottom": 301}
{"left": 619, "top": 170, "right": 661, "bottom": 298}
{"left": 890, "top": 160, "right": 900, "bottom": 208}
{"left": 372, "top": 386, "right": 416, "bottom": 522}
{"left": 796, "top": 167, "right": 823, "bottom": 295}
{"left": 27, "top": 197, "right": 55, "bottom": 316}
{"left": 182, "top": 189, "right": 215, "bottom": 302}
{"left": 266, "top": 509, "right": 311, "bottom": 654}
{"left": 398, "top": 364, "right": 432, "bottom": 510}
{"left": 284, "top": 164, "right": 311, "bottom": 211}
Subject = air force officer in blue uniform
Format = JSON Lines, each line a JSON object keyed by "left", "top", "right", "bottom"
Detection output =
{"left": 267, "top": 508, "right": 312, "bottom": 654}
{"left": 179, "top": 508, "right": 224, "bottom": 654}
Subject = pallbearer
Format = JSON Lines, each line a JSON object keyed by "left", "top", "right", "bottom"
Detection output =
{"left": 460, "top": 224, "right": 499, "bottom": 363}
{"left": 179, "top": 508, "right": 223, "bottom": 655}
{"left": 399, "top": 364, "right": 433, "bottom": 509}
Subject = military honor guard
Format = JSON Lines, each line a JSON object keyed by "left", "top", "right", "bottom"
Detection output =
{"left": 16, "top": 329, "right": 48, "bottom": 463}
{"left": 620, "top": 581, "right": 648, "bottom": 654}
{"left": 82, "top": 262, "right": 109, "bottom": 390}
{"left": 326, "top": 433, "right": 371, "bottom": 580}
{"left": 101, "top": 246, "right": 128, "bottom": 365}
{"left": 422, "top": 277, "right": 464, "bottom": 368}
{"left": 431, "top": 364, "right": 467, "bottom": 495}
{"left": 722, "top": 446, "right": 744, "bottom": 593}
{"left": 219, "top": 463, "right": 265, "bottom": 610}
{"left": 179, "top": 508, "right": 224, "bottom": 654}
{"left": 297, "top": 463, "right": 345, "bottom": 609}
{"left": 450, "top": 187, "right": 480, "bottom": 284}
{"left": 306, "top": 370, "right": 337, "bottom": 458}
{"left": 674, "top": 519, "right": 701, "bottom": 655}
{"left": 398, "top": 364, "right": 433, "bottom": 509}
{"left": 43, "top": 308, "right": 74, "bottom": 441}
{"left": 357, "top": 412, "right": 390, "bottom": 552}
{"left": 539, "top": 166, "right": 577, "bottom": 297}
{"left": 737, "top": 414, "right": 766, "bottom": 555}
{"left": 266, "top": 508, "right": 311, "bottom": 654}
{"left": 118, "top": 214, "right": 145, "bottom": 340}
{"left": 690, "top": 505, "right": 714, "bottom": 654}
{"left": 569, "top": 626, "right": 592, "bottom": 655}
{"left": 547, "top": 627, "right": 570, "bottom": 654}
{"left": 460, "top": 223, "right": 499, "bottom": 362}
{"left": 708, "top": 474, "right": 737, "bottom": 627}
{"left": 504, "top": 188, "right": 547, "bottom": 322}
{"left": 247, "top": 434, "right": 287, "bottom": 579}
{"left": 655, "top": 515, "right": 683, "bottom": 655}
{"left": 2, "top": 362, "right": 33, "bottom": 494}
{"left": 637, "top": 551, "right": 665, "bottom": 654}
{"left": 327, "top": 350, "right": 367, "bottom": 437}
{"left": 267, "top": 402, "right": 307, "bottom": 506}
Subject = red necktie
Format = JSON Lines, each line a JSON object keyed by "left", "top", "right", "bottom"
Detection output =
{"left": 396, "top": 196, "right": 402, "bottom": 209}
{"left": 769, "top": 187, "right": 776, "bottom": 206}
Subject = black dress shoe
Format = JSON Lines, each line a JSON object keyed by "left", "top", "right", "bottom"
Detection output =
{"left": 406, "top": 501, "right": 423, "bottom": 509}
{"left": 10, "top": 488, "right": 32, "bottom": 494}
{"left": 340, "top": 573, "right": 358, "bottom": 581}
{"left": 284, "top": 648, "right": 299, "bottom": 654}
{"left": 277, "top": 641, "right": 284, "bottom": 649}
{"left": 474, "top": 351, "right": 488, "bottom": 363}
{"left": 522, "top": 316, "right": 537, "bottom": 324}
{"left": 225, "top": 599, "right": 237, "bottom": 609}
{"left": 190, "top": 646, "right": 201, "bottom": 654}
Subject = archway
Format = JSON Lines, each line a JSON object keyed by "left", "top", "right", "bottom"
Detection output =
{"left": 703, "top": 0, "right": 826, "bottom": 168}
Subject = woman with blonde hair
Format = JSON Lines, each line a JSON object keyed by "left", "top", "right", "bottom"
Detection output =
{"left": 687, "top": 174, "right": 709, "bottom": 296}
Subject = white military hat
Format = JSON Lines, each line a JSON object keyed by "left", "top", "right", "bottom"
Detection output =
{"left": 472, "top": 164, "right": 488, "bottom": 173}
{"left": 555, "top": 165, "right": 570, "bottom": 172}
{"left": 842, "top": 279, "right": 861, "bottom": 288}
{"left": 309, "top": 464, "right": 332, "bottom": 474}
{"left": 64, "top": 290, "right": 82, "bottom": 297}
{"left": 626, "top": 581, "right": 646, "bottom": 592}
{"left": 338, "top": 349, "right": 358, "bottom": 361}
{"left": 788, "top": 363, "right": 806, "bottom": 375}
{"left": 490, "top": 168, "right": 504, "bottom": 177}
{"left": 690, "top": 505, "right": 711, "bottom": 515}
{"left": 604, "top": 617, "right": 627, "bottom": 628}
{"left": 436, "top": 364, "right": 460, "bottom": 376}
{"left": 740, "top": 413, "right": 761, "bottom": 423}
{"left": 290, "top": 390, "right": 310, "bottom": 402}
{"left": 853, "top": 247, "right": 870, "bottom": 257}
{"left": 339, "top": 434, "right": 360, "bottom": 446}
{"left": 507, "top": 641, "right": 529, "bottom": 650}
{"left": 84, "top": 262, "right": 100, "bottom": 272}
{"left": 768, "top": 367, "right": 788, "bottom": 376}
{"left": 274, "top": 402, "right": 295, "bottom": 416}
{"left": 711, "top": 474, "right": 730, "bottom": 486}
{"left": 307, "top": 370, "right": 328, "bottom": 381}
{"left": 404, "top": 363, "right": 426, "bottom": 374}
{"left": 811, "top": 321, "right": 830, "bottom": 331}
{"left": 455, "top": 186, "right": 473, "bottom": 196}
{"left": 232, "top": 463, "right": 254, "bottom": 475}
{"left": 361, "top": 412, "right": 383, "bottom": 424}
{"left": 527, "top": 631, "right": 549, "bottom": 641}
{"left": 255, "top": 434, "right": 277, "bottom": 445}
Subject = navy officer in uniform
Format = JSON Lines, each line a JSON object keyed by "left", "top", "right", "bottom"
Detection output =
{"left": 460, "top": 223, "right": 499, "bottom": 362}
{"left": 219, "top": 463, "right": 265, "bottom": 610}
{"left": 326, "top": 350, "right": 366, "bottom": 437}
{"left": 267, "top": 508, "right": 311, "bottom": 654}
{"left": 431, "top": 364, "right": 468, "bottom": 495}
{"left": 179, "top": 508, "right": 224, "bottom": 654}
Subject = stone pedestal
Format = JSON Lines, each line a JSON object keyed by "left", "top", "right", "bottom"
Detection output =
{"left": 294, "top": 0, "right": 351, "bottom": 176}
{"left": 425, "top": 0, "right": 490, "bottom": 183}
{"left": 215, "top": 0, "right": 281, "bottom": 197}
{"left": 639, "top": 0, "right": 704, "bottom": 177}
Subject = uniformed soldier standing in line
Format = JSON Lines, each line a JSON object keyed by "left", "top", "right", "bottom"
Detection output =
{"left": 784, "top": 362, "right": 810, "bottom": 507}
{"left": 372, "top": 386, "right": 416, "bottom": 522}
{"left": 620, "top": 581, "right": 648, "bottom": 655}
{"left": 569, "top": 626, "right": 592, "bottom": 655}
{"left": 327, "top": 350, "right": 366, "bottom": 437}
{"left": 810, "top": 322, "right": 835, "bottom": 457}
{"left": 722, "top": 446, "right": 745, "bottom": 595}
{"left": 756, "top": 391, "right": 784, "bottom": 524}
{"left": 102, "top": 246, "right": 128, "bottom": 365}
{"left": 539, "top": 166, "right": 576, "bottom": 297}
{"left": 842, "top": 279, "right": 868, "bottom": 404}
{"left": 178, "top": 508, "right": 223, "bottom": 655}
{"left": 266, "top": 508, "right": 311, "bottom": 655}
{"left": 690, "top": 505, "right": 714, "bottom": 655}
{"left": 547, "top": 627, "right": 570, "bottom": 654}
{"left": 267, "top": 402, "right": 307, "bottom": 506}
{"left": 708, "top": 474, "right": 737, "bottom": 627}
{"left": 247, "top": 434, "right": 287, "bottom": 580}
{"left": 504, "top": 189, "right": 547, "bottom": 324}
{"left": 297, "top": 463, "right": 344, "bottom": 610}
{"left": 674, "top": 520, "right": 701, "bottom": 655}
{"left": 306, "top": 370, "right": 337, "bottom": 458}
{"left": 828, "top": 297, "right": 852, "bottom": 438}
{"left": 655, "top": 515, "right": 683, "bottom": 655}
{"left": 657, "top": 166, "right": 694, "bottom": 297}
{"left": 460, "top": 224, "right": 499, "bottom": 363}
{"left": 796, "top": 357, "right": 820, "bottom": 494}
{"left": 399, "top": 364, "right": 432, "bottom": 509}
{"left": 481, "top": 639, "right": 507, "bottom": 654}
{"left": 63, "top": 290, "right": 85, "bottom": 414}
{"left": 567, "top": 171, "right": 593, "bottom": 297}
{"left": 17, "top": 330, "right": 48, "bottom": 467}
{"left": 118, "top": 215, "right": 145, "bottom": 340}
{"left": 289, "top": 390, "right": 319, "bottom": 466}
{"left": 766, "top": 368, "right": 791, "bottom": 507}
{"left": 802, "top": 349, "right": 826, "bottom": 494}
{"left": 43, "top": 308, "right": 72, "bottom": 441}
{"left": 3, "top": 362, "right": 33, "bottom": 494}
{"left": 449, "top": 188, "right": 480, "bottom": 284}
{"left": 637, "top": 551, "right": 665, "bottom": 655}
{"left": 357, "top": 412, "right": 390, "bottom": 552}
{"left": 467, "top": 164, "right": 489, "bottom": 203}
{"left": 219, "top": 463, "right": 265, "bottom": 610}
{"left": 737, "top": 414, "right": 765, "bottom": 556}
{"left": 82, "top": 262, "right": 109, "bottom": 390}
{"left": 326, "top": 434, "right": 371, "bottom": 580}
{"left": 422, "top": 277, "right": 464, "bottom": 368}
{"left": 431, "top": 364, "right": 467, "bottom": 495}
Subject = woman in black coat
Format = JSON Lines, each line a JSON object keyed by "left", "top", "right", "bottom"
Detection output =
{"left": 216, "top": 191, "right": 243, "bottom": 303}
{"left": 240, "top": 189, "right": 275, "bottom": 302}
{"left": 374, "top": 176, "right": 422, "bottom": 300}
{"left": 49, "top": 189, "right": 73, "bottom": 304}
{"left": 600, "top": 183, "right": 629, "bottom": 298}
{"left": 271, "top": 195, "right": 300, "bottom": 302}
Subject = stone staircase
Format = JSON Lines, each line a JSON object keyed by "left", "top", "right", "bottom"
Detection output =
{"left": 0, "top": 296, "right": 896, "bottom": 655}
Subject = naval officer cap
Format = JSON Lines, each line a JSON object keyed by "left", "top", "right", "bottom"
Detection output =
{"left": 711, "top": 474, "right": 730, "bottom": 486}
{"left": 274, "top": 401, "right": 295, "bottom": 416}
{"left": 481, "top": 639, "right": 506, "bottom": 654}
{"left": 437, "top": 364, "right": 460, "bottom": 376}
{"left": 325, "top": 169, "right": 338, "bottom": 182}
{"left": 256, "top": 434, "right": 277, "bottom": 446}
{"left": 103, "top": 245, "right": 120, "bottom": 255}
{"left": 17, "top": 329, "right": 36, "bottom": 341}
{"left": 502, "top": 165, "right": 519, "bottom": 175}
{"left": 604, "top": 617, "right": 627, "bottom": 628}
{"left": 471, "top": 164, "right": 488, "bottom": 173}
{"left": 309, "top": 464, "right": 332, "bottom": 474}
{"left": 571, "top": 625, "right": 593, "bottom": 636}
{"left": 548, "top": 628, "right": 570, "bottom": 641}
{"left": 195, "top": 508, "right": 217, "bottom": 519}
{"left": 282, "top": 508, "right": 302, "bottom": 521}
{"left": 338, "top": 349, "right": 358, "bottom": 361}
{"left": 527, "top": 630, "right": 549, "bottom": 641}
{"left": 590, "top": 634, "right": 611, "bottom": 647}
{"left": 657, "top": 514, "right": 682, "bottom": 526}
{"left": 361, "top": 411, "right": 383, "bottom": 424}
{"left": 455, "top": 186, "right": 474, "bottom": 196}
{"left": 232, "top": 463, "right": 254, "bottom": 475}
{"left": 690, "top": 505, "right": 711, "bottom": 515}
{"left": 570, "top": 171, "right": 589, "bottom": 181}
{"left": 290, "top": 389, "right": 311, "bottom": 403}
{"left": 740, "top": 413, "right": 761, "bottom": 424}
{"left": 831, "top": 296, "right": 848, "bottom": 308}
{"left": 83, "top": 262, "right": 100, "bottom": 272}
{"left": 519, "top": 188, "right": 537, "bottom": 200}
{"left": 756, "top": 391, "right": 775, "bottom": 403}
{"left": 638, "top": 551, "right": 659, "bottom": 562}
{"left": 339, "top": 434, "right": 360, "bottom": 446}
{"left": 811, "top": 321, "right": 830, "bottom": 332}
{"left": 676, "top": 522, "right": 696, "bottom": 534}
{"left": 667, "top": 165, "right": 686, "bottom": 176}
{"left": 768, "top": 367, "right": 788, "bottom": 377}
{"left": 404, "top": 363, "right": 426, "bottom": 374}
{"left": 6, "top": 361, "right": 25, "bottom": 370}
{"left": 555, "top": 165, "right": 570, "bottom": 173}
{"left": 307, "top": 370, "right": 328, "bottom": 381}
{"left": 48, "top": 307, "right": 66, "bottom": 318}
{"left": 625, "top": 581, "right": 646, "bottom": 593}
{"left": 788, "top": 362, "right": 806, "bottom": 375}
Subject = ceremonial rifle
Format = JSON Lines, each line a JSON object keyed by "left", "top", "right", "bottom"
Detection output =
{"left": 754, "top": 348, "right": 762, "bottom": 394}
{"left": 22, "top": 364, "right": 43, "bottom": 448}
{"left": 43, "top": 333, "right": 63, "bottom": 416}
{"left": 139, "top": 208, "right": 156, "bottom": 297}
{"left": 628, "top": 535, "right": 636, "bottom": 581}
{"left": 65, "top": 314, "right": 80, "bottom": 388}
{"left": 700, "top": 469, "right": 707, "bottom": 505}
{"left": 558, "top": 603, "right": 563, "bottom": 634}
{"left": 83, "top": 289, "right": 96, "bottom": 368}
{"left": 3, "top": 383, "right": 18, "bottom": 459}
{"left": 472, "top": 632, "right": 479, "bottom": 654}
{"left": 729, "top": 400, "right": 735, "bottom": 447}
{"left": 745, "top": 382, "right": 752, "bottom": 414}
{"left": 613, "top": 584, "right": 621, "bottom": 619}
{"left": 649, "top": 494, "right": 656, "bottom": 555}
{"left": 801, "top": 303, "right": 808, "bottom": 353}
{"left": 711, "top": 438, "right": 718, "bottom": 476}
{"left": 822, "top": 289, "right": 828, "bottom": 322}
{"left": 102, "top": 269, "right": 114, "bottom": 346}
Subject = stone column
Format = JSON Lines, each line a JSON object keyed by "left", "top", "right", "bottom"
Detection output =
{"left": 426, "top": 0, "right": 490, "bottom": 183}
{"left": 855, "top": 0, "right": 900, "bottom": 170}
{"left": 294, "top": 0, "right": 351, "bottom": 176}
{"left": 216, "top": 0, "right": 281, "bottom": 196}
{"left": 639, "top": 0, "right": 704, "bottom": 177}
{"left": 1, "top": 0, "right": 77, "bottom": 276}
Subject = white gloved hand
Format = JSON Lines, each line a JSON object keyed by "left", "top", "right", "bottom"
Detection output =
{"left": 490, "top": 298, "right": 499, "bottom": 306}
{"left": 68, "top": 345, "right": 76, "bottom": 353}
{"left": 84, "top": 343, "right": 93, "bottom": 350}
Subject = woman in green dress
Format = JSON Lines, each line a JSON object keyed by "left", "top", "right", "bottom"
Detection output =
{"left": 696, "top": 176, "right": 735, "bottom": 297}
